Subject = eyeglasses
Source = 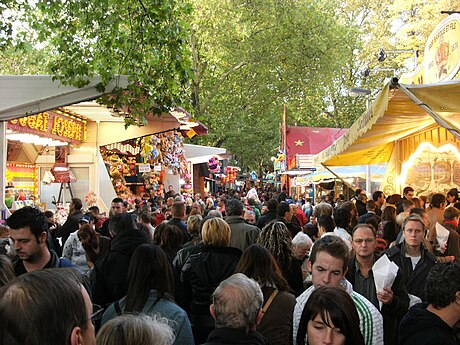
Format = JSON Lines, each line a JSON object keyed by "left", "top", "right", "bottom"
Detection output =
{"left": 88, "top": 304, "right": 104, "bottom": 321}
{"left": 353, "top": 238, "right": 374, "bottom": 244}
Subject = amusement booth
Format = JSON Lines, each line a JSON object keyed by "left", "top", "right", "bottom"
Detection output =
{"left": 314, "top": 14, "right": 460, "bottom": 197}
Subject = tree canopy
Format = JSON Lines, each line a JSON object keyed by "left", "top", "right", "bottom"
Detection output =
{"left": 0, "top": 0, "right": 456, "bottom": 171}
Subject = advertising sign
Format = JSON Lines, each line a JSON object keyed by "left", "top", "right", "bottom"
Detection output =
{"left": 424, "top": 14, "right": 460, "bottom": 83}
{"left": 7, "top": 110, "right": 87, "bottom": 144}
{"left": 400, "top": 14, "right": 460, "bottom": 84}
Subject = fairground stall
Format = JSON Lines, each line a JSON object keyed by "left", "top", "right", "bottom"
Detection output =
{"left": 314, "top": 14, "right": 460, "bottom": 197}
{"left": 0, "top": 76, "right": 203, "bottom": 215}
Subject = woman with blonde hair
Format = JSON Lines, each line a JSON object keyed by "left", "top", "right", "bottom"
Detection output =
{"left": 184, "top": 214, "right": 202, "bottom": 247}
{"left": 97, "top": 314, "right": 174, "bottom": 345}
{"left": 180, "top": 217, "right": 242, "bottom": 344}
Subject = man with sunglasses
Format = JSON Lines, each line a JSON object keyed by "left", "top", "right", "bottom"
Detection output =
{"left": 347, "top": 223, "right": 409, "bottom": 345}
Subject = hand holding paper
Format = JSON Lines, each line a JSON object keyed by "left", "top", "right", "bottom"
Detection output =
{"left": 373, "top": 254, "right": 399, "bottom": 309}
{"left": 435, "top": 222, "right": 450, "bottom": 254}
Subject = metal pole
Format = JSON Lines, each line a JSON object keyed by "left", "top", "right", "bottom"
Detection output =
{"left": 321, "top": 163, "right": 356, "bottom": 191}
{"left": 0, "top": 122, "right": 11, "bottom": 216}
{"left": 366, "top": 164, "right": 371, "bottom": 194}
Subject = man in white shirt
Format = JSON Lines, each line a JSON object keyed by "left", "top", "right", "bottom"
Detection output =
{"left": 293, "top": 235, "right": 383, "bottom": 345}
{"left": 333, "top": 208, "right": 352, "bottom": 251}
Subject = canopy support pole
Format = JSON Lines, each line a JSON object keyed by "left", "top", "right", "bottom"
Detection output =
{"left": 395, "top": 80, "right": 460, "bottom": 140}
{"left": 320, "top": 163, "right": 356, "bottom": 192}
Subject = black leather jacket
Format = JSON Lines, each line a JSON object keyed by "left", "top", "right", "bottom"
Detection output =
{"left": 180, "top": 246, "right": 242, "bottom": 321}
{"left": 384, "top": 242, "right": 436, "bottom": 302}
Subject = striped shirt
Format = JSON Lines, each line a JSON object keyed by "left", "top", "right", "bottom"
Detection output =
{"left": 293, "top": 278, "right": 383, "bottom": 345}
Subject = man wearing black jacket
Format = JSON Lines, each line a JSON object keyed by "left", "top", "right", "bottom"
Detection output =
{"left": 203, "top": 273, "right": 268, "bottom": 345}
{"left": 276, "top": 202, "right": 301, "bottom": 238}
{"left": 256, "top": 199, "right": 278, "bottom": 229}
{"left": 384, "top": 214, "right": 437, "bottom": 302}
{"left": 399, "top": 262, "right": 460, "bottom": 345}
{"left": 57, "top": 197, "right": 84, "bottom": 245}
{"left": 347, "top": 224, "right": 409, "bottom": 345}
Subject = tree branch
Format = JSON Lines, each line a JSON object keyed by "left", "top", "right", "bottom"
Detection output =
{"left": 199, "top": 60, "right": 246, "bottom": 114}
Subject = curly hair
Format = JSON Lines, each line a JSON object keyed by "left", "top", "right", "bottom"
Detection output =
{"left": 257, "top": 221, "right": 296, "bottom": 271}
{"left": 236, "top": 244, "right": 290, "bottom": 291}
{"left": 425, "top": 262, "right": 460, "bottom": 308}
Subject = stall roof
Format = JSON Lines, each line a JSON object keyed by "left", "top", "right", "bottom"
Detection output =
{"left": 0, "top": 75, "right": 128, "bottom": 121}
{"left": 314, "top": 79, "right": 460, "bottom": 166}
{"left": 183, "top": 144, "right": 228, "bottom": 164}
{"left": 286, "top": 126, "right": 347, "bottom": 156}
{"left": 309, "top": 164, "right": 387, "bottom": 181}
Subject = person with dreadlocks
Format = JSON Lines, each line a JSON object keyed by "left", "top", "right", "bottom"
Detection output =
{"left": 257, "top": 221, "right": 304, "bottom": 296}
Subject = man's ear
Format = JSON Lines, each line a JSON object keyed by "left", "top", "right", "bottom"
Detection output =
{"left": 69, "top": 327, "right": 83, "bottom": 345}
{"left": 256, "top": 309, "right": 264, "bottom": 325}
{"left": 39, "top": 231, "right": 48, "bottom": 244}
{"left": 210, "top": 304, "right": 217, "bottom": 321}
{"left": 307, "top": 259, "right": 312, "bottom": 273}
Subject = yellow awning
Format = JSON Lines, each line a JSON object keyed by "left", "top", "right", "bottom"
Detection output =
{"left": 314, "top": 80, "right": 460, "bottom": 166}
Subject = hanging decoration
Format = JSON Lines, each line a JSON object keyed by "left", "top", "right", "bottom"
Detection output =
{"left": 101, "top": 130, "right": 191, "bottom": 197}
{"left": 208, "top": 156, "right": 221, "bottom": 174}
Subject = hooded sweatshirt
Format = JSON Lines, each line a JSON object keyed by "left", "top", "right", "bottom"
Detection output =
{"left": 398, "top": 303, "right": 460, "bottom": 345}
{"left": 90, "top": 229, "right": 148, "bottom": 307}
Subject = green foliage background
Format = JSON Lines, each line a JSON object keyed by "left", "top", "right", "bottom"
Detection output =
{"left": 0, "top": 0, "right": 457, "bottom": 172}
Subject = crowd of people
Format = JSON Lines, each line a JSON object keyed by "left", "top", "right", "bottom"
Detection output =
{"left": 0, "top": 183, "right": 460, "bottom": 345}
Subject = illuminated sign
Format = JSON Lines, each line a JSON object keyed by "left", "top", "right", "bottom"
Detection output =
{"left": 424, "top": 15, "right": 460, "bottom": 83}
{"left": 401, "top": 14, "right": 460, "bottom": 84}
{"left": 7, "top": 110, "right": 87, "bottom": 144}
{"left": 400, "top": 142, "right": 460, "bottom": 194}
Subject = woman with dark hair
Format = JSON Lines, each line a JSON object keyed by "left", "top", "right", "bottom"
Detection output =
{"left": 101, "top": 244, "right": 193, "bottom": 345}
{"left": 257, "top": 221, "right": 304, "bottom": 296}
{"left": 340, "top": 201, "right": 358, "bottom": 230}
{"left": 296, "top": 287, "right": 364, "bottom": 345}
{"left": 91, "top": 212, "right": 149, "bottom": 308}
{"left": 446, "top": 188, "right": 459, "bottom": 205}
{"left": 236, "top": 244, "right": 296, "bottom": 345}
{"left": 378, "top": 205, "right": 398, "bottom": 245}
{"left": 153, "top": 223, "right": 184, "bottom": 264}
{"left": 387, "top": 194, "right": 402, "bottom": 206}
{"left": 77, "top": 224, "right": 110, "bottom": 269}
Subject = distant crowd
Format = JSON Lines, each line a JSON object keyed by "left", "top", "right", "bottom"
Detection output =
{"left": 0, "top": 184, "right": 459, "bottom": 345}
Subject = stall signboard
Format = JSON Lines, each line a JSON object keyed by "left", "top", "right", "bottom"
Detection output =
{"left": 401, "top": 142, "right": 460, "bottom": 194}
{"left": 7, "top": 110, "right": 87, "bottom": 144}
{"left": 297, "top": 154, "right": 315, "bottom": 169}
{"left": 400, "top": 14, "right": 460, "bottom": 84}
{"left": 138, "top": 164, "right": 151, "bottom": 173}
{"left": 293, "top": 175, "right": 312, "bottom": 187}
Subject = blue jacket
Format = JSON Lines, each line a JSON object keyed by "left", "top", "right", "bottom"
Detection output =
{"left": 101, "top": 290, "right": 194, "bottom": 345}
